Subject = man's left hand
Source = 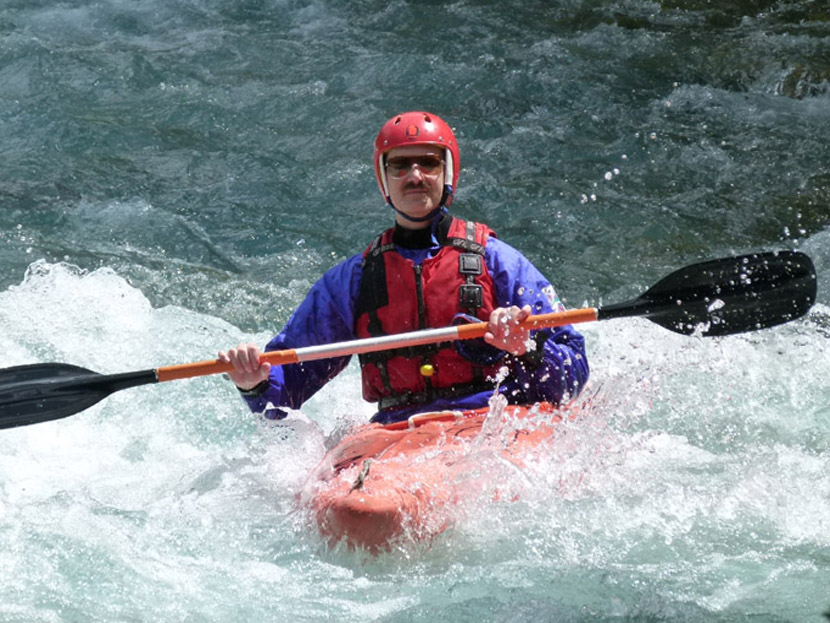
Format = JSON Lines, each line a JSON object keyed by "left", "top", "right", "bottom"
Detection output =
{"left": 483, "top": 305, "right": 532, "bottom": 356}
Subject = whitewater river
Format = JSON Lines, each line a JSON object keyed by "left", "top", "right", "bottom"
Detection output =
{"left": 1, "top": 1, "right": 828, "bottom": 621}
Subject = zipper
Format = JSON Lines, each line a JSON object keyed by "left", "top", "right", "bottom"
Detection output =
{"left": 413, "top": 263, "right": 433, "bottom": 394}
{"left": 414, "top": 264, "right": 426, "bottom": 329}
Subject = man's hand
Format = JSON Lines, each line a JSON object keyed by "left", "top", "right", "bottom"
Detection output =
{"left": 218, "top": 343, "right": 271, "bottom": 390}
{"left": 483, "top": 305, "right": 532, "bottom": 356}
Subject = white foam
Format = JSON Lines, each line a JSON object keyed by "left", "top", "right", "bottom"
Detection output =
{"left": 2, "top": 259, "right": 828, "bottom": 620}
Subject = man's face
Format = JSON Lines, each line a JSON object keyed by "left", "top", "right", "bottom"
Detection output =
{"left": 385, "top": 145, "right": 445, "bottom": 228}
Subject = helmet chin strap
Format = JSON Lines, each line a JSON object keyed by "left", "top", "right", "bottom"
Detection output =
{"left": 389, "top": 200, "right": 447, "bottom": 224}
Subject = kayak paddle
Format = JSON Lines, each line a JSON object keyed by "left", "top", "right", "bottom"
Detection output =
{"left": 0, "top": 250, "right": 816, "bottom": 430}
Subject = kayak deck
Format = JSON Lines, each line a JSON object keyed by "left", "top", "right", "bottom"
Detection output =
{"left": 301, "top": 402, "right": 564, "bottom": 551}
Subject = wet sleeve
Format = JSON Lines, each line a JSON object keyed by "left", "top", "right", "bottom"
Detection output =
{"left": 484, "top": 237, "right": 590, "bottom": 405}
{"left": 240, "top": 254, "right": 363, "bottom": 419}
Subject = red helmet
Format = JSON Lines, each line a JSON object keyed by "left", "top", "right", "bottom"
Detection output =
{"left": 373, "top": 111, "right": 460, "bottom": 207}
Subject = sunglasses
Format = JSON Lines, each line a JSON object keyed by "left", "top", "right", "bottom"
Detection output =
{"left": 385, "top": 154, "right": 444, "bottom": 178}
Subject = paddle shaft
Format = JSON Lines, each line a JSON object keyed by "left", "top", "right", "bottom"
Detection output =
{"left": 155, "top": 308, "right": 600, "bottom": 382}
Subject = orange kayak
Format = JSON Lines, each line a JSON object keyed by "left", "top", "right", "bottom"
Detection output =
{"left": 301, "top": 401, "right": 564, "bottom": 551}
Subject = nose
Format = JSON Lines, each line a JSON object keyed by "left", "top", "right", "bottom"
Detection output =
{"left": 404, "top": 163, "right": 426, "bottom": 180}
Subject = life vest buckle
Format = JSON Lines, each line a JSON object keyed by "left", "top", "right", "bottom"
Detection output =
{"left": 459, "top": 284, "right": 483, "bottom": 308}
{"left": 458, "top": 253, "right": 482, "bottom": 275}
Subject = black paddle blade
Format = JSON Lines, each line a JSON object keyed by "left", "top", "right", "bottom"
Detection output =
{"left": 0, "top": 363, "right": 158, "bottom": 430}
{"left": 598, "top": 251, "right": 816, "bottom": 336}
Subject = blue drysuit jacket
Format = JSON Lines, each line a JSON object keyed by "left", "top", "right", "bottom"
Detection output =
{"left": 241, "top": 229, "right": 589, "bottom": 424}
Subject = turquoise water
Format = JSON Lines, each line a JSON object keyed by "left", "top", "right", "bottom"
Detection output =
{"left": 1, "top": 1, "right": 828, "bottom": 621}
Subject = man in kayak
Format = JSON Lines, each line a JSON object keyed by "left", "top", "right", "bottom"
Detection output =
{"left": 219, "top": 111, "right": 589, "bottom": 424}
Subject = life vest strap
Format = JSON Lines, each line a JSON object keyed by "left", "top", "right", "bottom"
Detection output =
{"left": 377, "top": 380, "right": 495, "bottom": 411}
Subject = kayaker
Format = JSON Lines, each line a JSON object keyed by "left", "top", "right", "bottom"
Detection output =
{"left": 219, "top": 111, "right": 589, "bottom": 424}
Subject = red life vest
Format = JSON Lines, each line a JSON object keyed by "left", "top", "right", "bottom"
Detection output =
{"left": 355, "top": 216, "right": 503, "bottom": 409}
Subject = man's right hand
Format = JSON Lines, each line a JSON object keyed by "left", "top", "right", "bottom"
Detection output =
{"left": 218, "top": 343, "right": 271, "bottom": 390}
